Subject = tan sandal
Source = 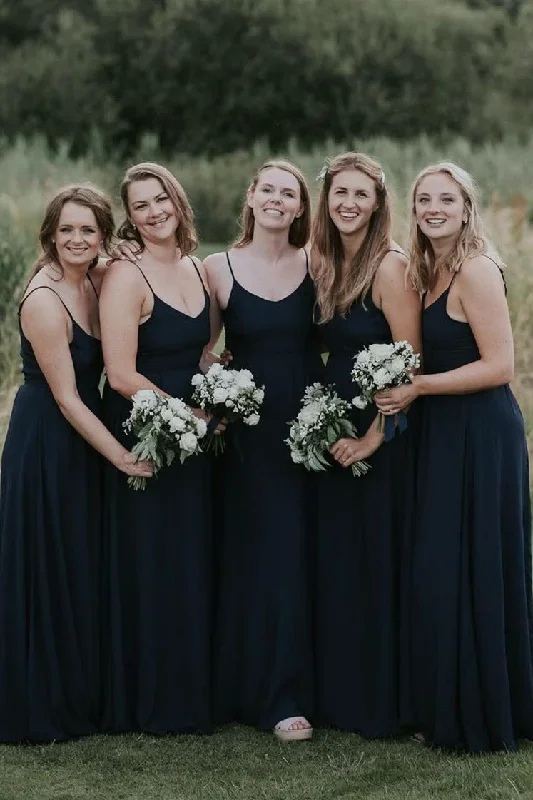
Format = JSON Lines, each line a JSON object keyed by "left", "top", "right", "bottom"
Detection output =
{"left": 274, "top": 716, "right": 313, "bottom": 742}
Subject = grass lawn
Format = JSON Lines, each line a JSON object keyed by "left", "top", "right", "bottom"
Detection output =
{"left": 1, "top": 727, "right": 533, "bottom": 800}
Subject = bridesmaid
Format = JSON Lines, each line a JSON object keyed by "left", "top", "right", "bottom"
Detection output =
{"left": 376, "top": 162, "right": 533, "bottom": 752}
{"left": 0, "top": 185, "right": 152, "bottom": 742}
{"left": 311, "top": 152, "right": 421, "bottom": 737}
{"left": 204, "top": 160, "right": 321, "bottom": 740}
{"left": 100, "top": 162, "right": 220, "bottom": 734}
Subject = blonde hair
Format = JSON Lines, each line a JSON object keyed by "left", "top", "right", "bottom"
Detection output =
{"left": 234, "top": 159, "right": 311, "bottom": 249}
{"left": 407, "top": 161, "right": 504, "bottom": 294}
{"left": 117, "top": 162, "right": 198, "bottom": 256}
{"left": 311, "top": 152, "right": 391, "bottom": 323}
{"left": 31, "top": 184, "right": 114, "bottom": 279}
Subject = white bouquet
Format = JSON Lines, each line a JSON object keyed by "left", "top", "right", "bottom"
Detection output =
{"left": 351, "top": 341, "right": 420, "bottom": 439}
{"left": 123, "top": 389, "right": 207, "bottom": 490}
{"left": 190, "top": 363, "right": 265, "bottom": 454}
{"left": 286, "top": 383, "right": 370, "bottom": 477}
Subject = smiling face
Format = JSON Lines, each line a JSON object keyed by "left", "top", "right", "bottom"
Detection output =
{"left": 127, "top": 177, "right": 178, "bottom": 244}
{"left": 327, "top": 169, "right": 378, "bottom": 237}
{"left": 54, "top": 202, "right": 101, "bottom": 269}
{"left": 248, "top": 167, "right": 303, "bottom": 233}
{"left": 414, "top": 172, "right": 467, "bottom": 245}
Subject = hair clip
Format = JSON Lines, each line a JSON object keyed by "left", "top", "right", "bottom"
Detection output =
{"left": 315, "top": 157, "right": 331, "bottom": 183}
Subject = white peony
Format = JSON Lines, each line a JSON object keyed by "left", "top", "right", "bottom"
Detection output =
{"left": 243, "top": 413, "right": 260, "bottom": 426}
{"left": 191, "top": 373, "right": 204, "bottom": 387}
{"left": 297, "top": 401, "right": 322, "bottom": 425}
{"left": 207, "top": 363, "right": 224, "bottom": 376}
{"left": 180, "top": 432, "right": 198, "bottom": 452}
{"left": 253, "top": 388, "right": 265, "bottom": 403}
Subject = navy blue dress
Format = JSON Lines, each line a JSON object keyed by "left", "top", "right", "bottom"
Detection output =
{"left": 214, "top": 251, "right": 321, "bottom": 729}
{"left": 404, "top": 276, "right": 533, "bottom": 752}
{"left": 315, "top": 287, "right": 416, "bottom": 737}
{"left": 101, "top": 260, "right": 213, "bottom": 734}
{"left": 0, "top": 286, "right": 103, "bottom": 742}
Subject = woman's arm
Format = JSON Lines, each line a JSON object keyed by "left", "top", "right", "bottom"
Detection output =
{"left": 20, "top": 291, "right": 153, "bottom": 478}
{"left": 99, "top": 261, "right": 165, "bottom": 399}
{"left": 376, "top": 256, "right": 512, "bottom": 411}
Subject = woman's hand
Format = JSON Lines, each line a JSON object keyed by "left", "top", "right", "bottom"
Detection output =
{"left": 375, "top": 380, "right": 420, "bottom": 415}
{"left": 192, "top": 407, "right": 228, "bottom": 435}
{"left": 199, "top": 348, "right": 233, "bottom": 373}
{"left": 116, "top": 451, "right": 154, "bottom": 478}
{"left": 106, "top": 240, "right": 142, "bottom": 265}
{"left": 330, "top": 431, "right": 383, "bottom": 467}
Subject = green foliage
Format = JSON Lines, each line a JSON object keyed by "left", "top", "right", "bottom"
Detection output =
{"left": 0, "top": 0, "right": 529, "bottom": 156}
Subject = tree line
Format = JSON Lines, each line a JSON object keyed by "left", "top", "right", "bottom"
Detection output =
{"left": 0, "top": 0, "right": 531, "bottom": 157}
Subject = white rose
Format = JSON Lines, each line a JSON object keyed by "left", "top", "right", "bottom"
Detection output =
{"left": 243, "top": 413, "right": 260, "bottom": 426}
{"left": 253, "top": 388, "right": 265, "bottom": 403}
{"left": 290, "top": 450, "right": 305, "bottom": 464}
{"left": 180, "top": 432, "right": 198, "bottom": 452}
{"left": 356, "top": 350, "right": 371, "bottom": 365}
{"left": 169, "top": 416, "right": 186, "bottom": 433}
{"left": 352, "top": 396, "right": 367, "bottom": 410}
{"left": 133, "top": 389, "right": 158, "bottom": 407}
{"left": 207, "top": 363, "right": 224, "bottom": 376}
{"left": 191, "top": 373, "right": 204, "bottom": 387}
{"left": 160, "top": 407, "right": 173, "bottom": 423}
{"left": 196, "top": 418, "right": 207, "bottom": 437}
{"left": 213, "top": 387, "right": 229, "bottom": 404}
{"left": 388, "top": 356, "right": 406, "bottom": 377}
{"left": 167, "top": 397, "right": 186, "bottom": 413}
{"left": 368, "top": 343, "right": 395, "bottom": 359}
{"left": 373, "top": 367, "right": 392, "bottom": 389}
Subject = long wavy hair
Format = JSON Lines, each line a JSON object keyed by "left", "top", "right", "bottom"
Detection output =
{"left": 117, "top": 162, "right": 198, "bottom": 256}
{"left": 31, "top": 184, "right": 114, "bottom": 279}
{"left": 234, "top": 159, "right": 311, "bottom": 249}
{"left": 407, "top": 161, "right": 504, "bottom": 294}
{"left": 311, "top": 152, "right": 391, "bottom": 323}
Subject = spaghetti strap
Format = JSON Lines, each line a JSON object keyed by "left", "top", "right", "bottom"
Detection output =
{"left": 19, "top": 286, "right": 75, "bottom": 322}
{"left": 87, "top": 273, "right": 98, "bottom": 299}
{"left": 304, "top": 250, "right": 309, "bottom": 273}
{"left": 484, "top": 254, "right": 508, "bottom": 294}
{"left": 135, "top": 264, "right": 155, "bottom": 294}
{"left": 189, "top": 256, "right": 208, "bottom": 294}
{"left": 225, "top": 252, "right": 235, "bottom": 279}
{"left": 388, "top": 248, "right": 406, "bottom": 257}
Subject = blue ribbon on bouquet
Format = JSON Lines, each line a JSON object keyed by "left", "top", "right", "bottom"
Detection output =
{"left": 383, "top": 410, "right": 408, "bottom": 442}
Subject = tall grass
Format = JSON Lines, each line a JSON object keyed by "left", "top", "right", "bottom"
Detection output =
{"left": 0, "top": 135, "right": 532, "bottom": 482}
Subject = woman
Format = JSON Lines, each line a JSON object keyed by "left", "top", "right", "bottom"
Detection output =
{"left": 99, "top": 162, "right": 221, "bottom": 735}
{"left": 0, "top": 185, "right": 152, "bottom": 742}
{"left": 204, "top": 160, "right": 321, "bottom": 740}
{"left": 311, "top": 152, "right": 421, "bottom": 737}
{"left": 376, "top": 162, "right": 533, "bottom": 752}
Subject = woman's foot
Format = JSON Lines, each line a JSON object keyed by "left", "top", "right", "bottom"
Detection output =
{"left": 274, "top": 716, "right": 313, "bottom": 742}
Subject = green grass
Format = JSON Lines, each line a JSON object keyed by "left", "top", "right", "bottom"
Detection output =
{"left": 1, "top": 727, "right": 533, "bottom": 800}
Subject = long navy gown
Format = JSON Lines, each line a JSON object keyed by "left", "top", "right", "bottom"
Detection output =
{"left": 214, "top": 251, "right": 321, "bottom": 730}
{"left": 0, "top": 287, "right": 103, "bottom": 742}
{"left": 403, "top": 275, "right": 533, "bottom": 752}
{"left": 102, "top": 260, "right": 213, "bottom": 734}
{"left": 315, "top": 285, "right": 416, "bottom": 737}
